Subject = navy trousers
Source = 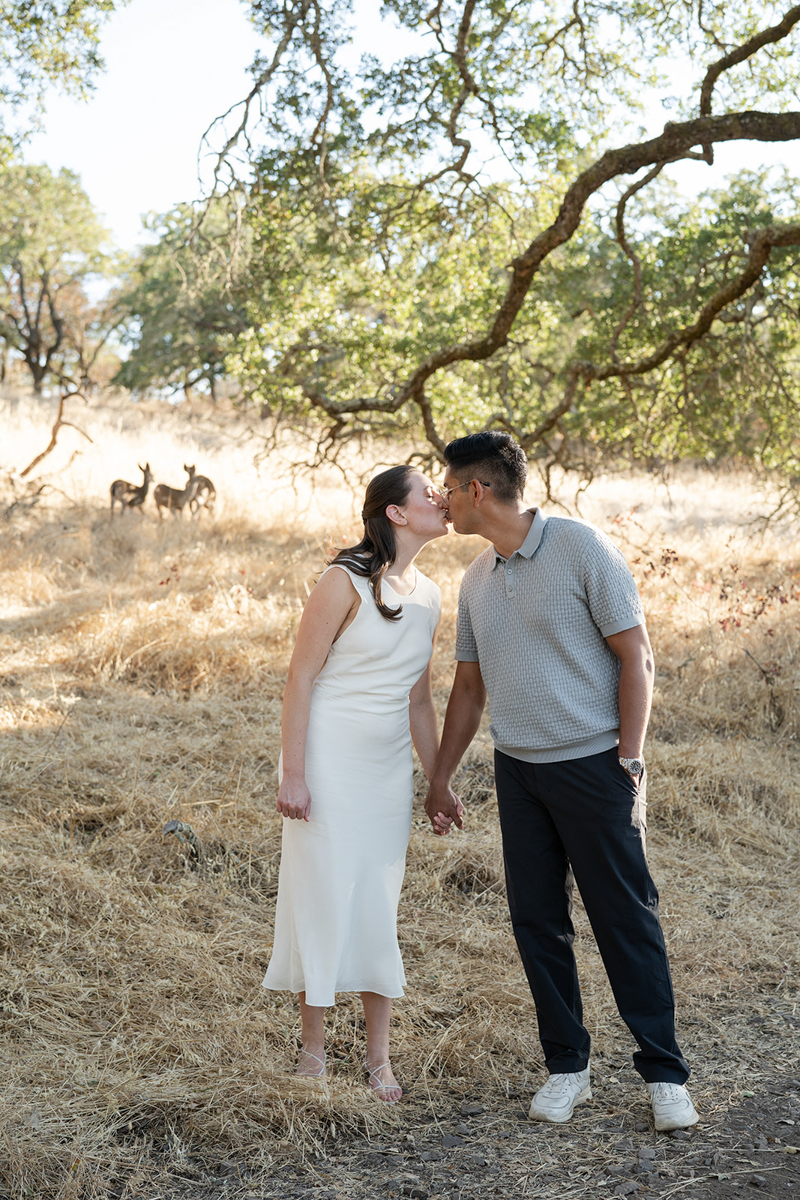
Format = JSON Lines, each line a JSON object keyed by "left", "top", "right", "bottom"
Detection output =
{"left": 494, "top": 746, "right": 689, "bottom": 1083}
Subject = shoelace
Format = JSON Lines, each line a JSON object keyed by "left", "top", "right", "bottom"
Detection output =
{"left": 651, "top": 1083, "right": 683, "bottom": 1101}
{"left": 542, "top": 1073, "right": 585, "bottom": 1094}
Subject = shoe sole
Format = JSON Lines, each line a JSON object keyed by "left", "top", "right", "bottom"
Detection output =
{"left": 653, "top": 1108, "right": 699, "bottom": 1132}
{"left": 528, "top": 1084, "right": 592, "bottom": 1123}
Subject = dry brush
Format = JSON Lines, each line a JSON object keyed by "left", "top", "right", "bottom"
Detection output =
{"left": 0, "top": 456, "right": 798, "bottom": 1197}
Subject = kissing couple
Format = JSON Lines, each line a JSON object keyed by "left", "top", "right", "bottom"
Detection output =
{"left": 262, "top": 431, "right": 698, "bottom": 1132}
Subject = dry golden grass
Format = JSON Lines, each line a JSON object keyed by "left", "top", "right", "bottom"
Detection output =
{"left": 1, "top": 395, "right": 799, "bottom": 1197}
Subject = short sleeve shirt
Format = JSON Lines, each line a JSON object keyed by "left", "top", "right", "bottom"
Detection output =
{"left": 455, "top": 509, "right": 645, "bottom": 762}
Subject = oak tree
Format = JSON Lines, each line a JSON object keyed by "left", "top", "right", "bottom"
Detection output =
{"left": 210, "top": 0, "right": 800, "bottom": 473}
{"left": 0, "top": 163, "right": 114, "bottom": 393}
{"left": 115, "top": 199, "right": 250, "bottom": 401}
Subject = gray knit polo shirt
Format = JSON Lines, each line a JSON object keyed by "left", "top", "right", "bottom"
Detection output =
{"left": 455, "top": 508, "right": 645, "bottom": 763}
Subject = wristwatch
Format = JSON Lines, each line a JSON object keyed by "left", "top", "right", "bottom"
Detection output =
{"left": 619, "top": 755, "right": 645, "bottom": 778}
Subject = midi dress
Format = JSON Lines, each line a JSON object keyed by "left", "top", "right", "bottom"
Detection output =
{"left": 263, "top": 563, "right": 441, "bottom": 1007}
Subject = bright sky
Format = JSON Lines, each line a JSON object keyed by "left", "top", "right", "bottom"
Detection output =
{"left": 27, "top": 0, "right": 261, "bottom": 250}
{"left": 26, "top": 0, "right": 787, "bottom": 254}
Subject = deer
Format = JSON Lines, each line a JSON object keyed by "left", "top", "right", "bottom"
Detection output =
{"left": 110, "top": 463, "right": 154, "bottom": 516}
{"left": 183, "top": 464, "right": 216, "bottom": 516}
{"left": 153, "top": 474, "right": 201, "bottom": 520}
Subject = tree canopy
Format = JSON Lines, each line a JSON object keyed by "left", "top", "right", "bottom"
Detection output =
{"left": 0, "top": 1, "right": 124, "bottom": 399}
{"left": 0, "top": 0, "right": 120, "bottom": 151}
{"left": 114, "top": 199, "right": 250, "bottom": 401}
{"left": 0, "top": 163, "right": 116, "bottom": 393}
{"left": 196, "top": 0, "right": 800, "bottom": 475}
{"left": 11, "top": 0, "right": 796, "bottom": 482}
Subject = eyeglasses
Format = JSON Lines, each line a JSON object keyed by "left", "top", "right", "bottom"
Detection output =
{"left": 437, "top": 480, "right": 492, "bottom": 500}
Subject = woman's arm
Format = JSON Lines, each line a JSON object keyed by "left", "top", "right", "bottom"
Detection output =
{"left": 408, "top": 620, "right": 441, "bottom": 781}
{"left": 277, "top": 567, "right": 360, "bottom": 820}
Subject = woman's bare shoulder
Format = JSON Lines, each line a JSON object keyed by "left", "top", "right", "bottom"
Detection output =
{"left": 312, "top": 563, "right": 364, "bottom": 600}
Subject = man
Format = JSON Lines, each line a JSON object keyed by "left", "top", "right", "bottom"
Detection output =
{"left": 425, "top": 431, "right": 697, "bottom": 1132}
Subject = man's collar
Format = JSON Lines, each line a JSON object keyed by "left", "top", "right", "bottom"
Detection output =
{"left": 491, "top": 507, "right": 546, "bottom": 568}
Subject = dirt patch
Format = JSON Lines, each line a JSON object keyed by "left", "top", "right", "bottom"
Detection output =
{"left": 30, "top": 1072, "right": 797, "bottom": 1199}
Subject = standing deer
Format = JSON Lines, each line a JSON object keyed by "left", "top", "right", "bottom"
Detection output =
{"left": 110, "top": 463, "right": 154, "bottom": 516}
{"left": 183, "top": 464, "right": 216, "bottom": 516}
{"left": 153, "top": 474, "right": 201, "bottom": 520}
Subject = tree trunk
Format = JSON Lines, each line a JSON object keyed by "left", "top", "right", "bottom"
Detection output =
{"left": 25, "top": 350, "right": 46, "bottom": 395}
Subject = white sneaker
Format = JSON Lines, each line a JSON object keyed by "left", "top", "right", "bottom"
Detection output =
{"left": 647, "top": 1082, "right": 699, "bottom": 1131}
{"left": 528, "top": 1068, "right": 591, "bottom": 1123}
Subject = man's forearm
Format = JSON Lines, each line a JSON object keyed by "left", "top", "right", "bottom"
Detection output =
{"left": 617, "top": 660, "right": 653, "bottom": 758}
{"left": 606, "top": 626, "right": 654, "bottom": 759}
{"left": 425, "top": 662, "right": 486, "bottom": 832}
{"left": 431, "top": 677, "right": 486, "bottom": 783}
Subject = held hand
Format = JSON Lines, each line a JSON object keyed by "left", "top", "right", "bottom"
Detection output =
{"left": 432, "top": 799, "right": 464, "bottom": 835}
{"left": 276, "top": 776, "right": 312, "bottom": 821}
{"left": 424, "top": 780, "right": 464, "bottom": 836}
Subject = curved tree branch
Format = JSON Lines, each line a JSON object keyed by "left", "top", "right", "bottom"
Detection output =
{"left": 201, "top": 0, "right": 311, "bottom": 189}
{"left": 308, "top": 0, "right": 337, "bottom": 186}
{"left": 228, "top": 5, "right": 800, "bottom": 463}
{"left": 595, "top": 222, "right": 800, "bottom": 382}
{"left": 517, "top": 221, "right": 800, "bottom": 453}
{"left": 393, "top": 1, "right": 482, "bottom": 194}
{"left": 291, "top": 109, "right": 800, "bottom": 451}
{"left": 416, "top": 387, "right": 448, "bottom": 456}
{"left": 521, "top": 364, "right": 586, "bottom": 448}
{"left": 700, "top": 5, "right": 800, "bottom": 116}
{"left": 446, "top": 0, "right": 480, "bottom": 176}
{"left": 608, "top": 163, "right": 666, "bottom": 361}
{"left": 20, "top": 390, "right": 93, "bottom": 479}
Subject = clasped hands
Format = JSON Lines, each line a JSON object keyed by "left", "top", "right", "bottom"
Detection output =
{"left": 423, "top": 778, "right": 464, "bottom": 837}
{"left": 277, "top": 774, "right": 464, "bottom": 835}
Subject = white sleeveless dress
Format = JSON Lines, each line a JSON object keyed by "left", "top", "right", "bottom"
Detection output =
{"left": 263, "top": 563, "right": 441, "bottom": 1007}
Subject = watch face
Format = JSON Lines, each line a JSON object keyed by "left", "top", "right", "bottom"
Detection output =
{"left": 621, "top": 757, "right": 644, "bottom": 775}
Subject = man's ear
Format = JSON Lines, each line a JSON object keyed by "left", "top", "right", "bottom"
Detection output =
{"left": 386, "top": 504, "right": 407, "bottom": 526}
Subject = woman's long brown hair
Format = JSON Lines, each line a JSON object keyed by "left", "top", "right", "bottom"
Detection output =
{"left": 328, "top": 465, "right": 416, "bottom": 621}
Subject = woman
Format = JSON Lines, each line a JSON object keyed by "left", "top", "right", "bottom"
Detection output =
{"left": 263, "top": 466, "right": 451, "bottom": 1102}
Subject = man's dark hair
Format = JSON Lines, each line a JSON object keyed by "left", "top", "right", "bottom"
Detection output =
{"left": 444, "top": 431, "right": 527, "bottom": 502}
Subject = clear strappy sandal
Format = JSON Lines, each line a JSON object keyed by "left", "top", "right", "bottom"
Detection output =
{"left": 296, "top": 1049, "right": 326, "bottom": 1078}
{"left": 364, "top": 1059, "right": 402, "bottom": 1104}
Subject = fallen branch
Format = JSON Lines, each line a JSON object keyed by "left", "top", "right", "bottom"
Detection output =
{"left": 20, "top": 390, "right": 94, "bottom": 479}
